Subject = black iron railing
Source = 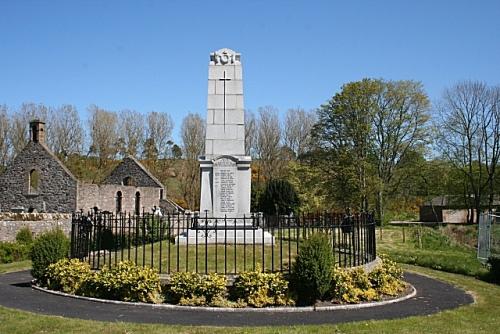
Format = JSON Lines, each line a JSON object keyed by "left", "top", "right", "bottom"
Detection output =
{"left": 70, "top": 211, "right": 376, "bottom": 275}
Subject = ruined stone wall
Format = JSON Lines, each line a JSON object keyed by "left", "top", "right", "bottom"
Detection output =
{"left": 0, "top": 142, "right": 77, "bottom": 213}
{"left": 103, "top": 156, "right": 161, "bottom": 187}
{"left": 77, "top": 184, "right": 161, "bottom": 214}
{"left": 76, "top": 183, "right": 100, "bottom": 212}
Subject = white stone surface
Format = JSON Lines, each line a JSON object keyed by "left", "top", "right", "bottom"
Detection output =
{"left": 199, "top": 48, "right": 251, "bottom": 222}
{"left": 176, "top": 228, "right": 275, "bottom": 245}
{"left": 208, "top": 66, "right": 234, "bottom": 80}
{"left": 211, "top": 140, "right": 245, "bottom": 156}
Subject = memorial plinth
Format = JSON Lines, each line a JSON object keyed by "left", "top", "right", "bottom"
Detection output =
{"left": 176, "top": 48, "right": 273, "bottom": 245}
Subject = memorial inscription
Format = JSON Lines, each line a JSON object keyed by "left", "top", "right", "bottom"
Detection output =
{"left": 213, "top": 158, "right": 237, "bottom": 215}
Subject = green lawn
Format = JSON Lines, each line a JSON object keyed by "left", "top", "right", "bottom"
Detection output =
{"left": 0, "top": 264, "right": 499, "bottom": 333}
{"left": 91, "top": 228, "right": 363, "bottom": 274}
{"left": 377, "top": 226, "right": 489, "bottom": 278}
{"left": 0, "top": 260, "right": 31, "bottom": 274}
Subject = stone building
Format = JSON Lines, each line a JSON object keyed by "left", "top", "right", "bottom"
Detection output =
{"left": 0, "top": 120, "right": 166, "bottom": 214}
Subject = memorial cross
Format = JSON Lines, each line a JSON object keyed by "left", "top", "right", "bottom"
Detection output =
{"left": 219, "top": 70, "right": 231, "bottom": 131}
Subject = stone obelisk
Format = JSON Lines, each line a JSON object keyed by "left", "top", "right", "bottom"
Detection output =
{"left": 199, "top": 48, "right": 251, "bottom": 217}
{"left": 176, "top": 48, "right": 273, "bottom": 244}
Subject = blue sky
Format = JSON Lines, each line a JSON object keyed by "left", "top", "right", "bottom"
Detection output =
{"left": 1, "top": 0, "right": 499, "bottom": 142}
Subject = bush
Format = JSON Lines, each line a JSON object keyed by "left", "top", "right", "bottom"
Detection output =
{"left": 168, "top": 272, "right": 226, "bottom": 305}
{"left": 331, "top": 267, "right": 379, "bottom": 303}
{"left": 292, "top": 233, "right": 333, "bottom": 304}
{"left": 16, "top": 227, "right": 34, "bottom": 245}
{"left": 30, "top": 229, "right": 69, "bottom": 281}
{"left": 232, "top": 269, "right": 293, "bottom": 307}
{"left": 0, "top": 242, "right": 31, "bottom": 263}
{"left": 258, "top": 179, "right": 300, "bottom": 215}
{"left": 330, "top": 256, "right": 406, "bottom": 303}
{"left": 368, "top": 256, "right": 405, "bottom": 296}
{"left": 80, "top": 261, "right": 162, "bottom": 303}
{"left": 487, "top": 256, "right": 500, "bottom": 283}
{"left": 45, "top": 258, "right": 91, "bottom": 293}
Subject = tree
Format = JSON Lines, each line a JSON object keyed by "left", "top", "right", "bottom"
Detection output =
{"left": 255, "top": 106, "right": 284, "bottom": 181}
{"left": 372, "top": 80, "right": 430, "bottom": 224}
{"left": 313, "top": 79, "right": 380, "bottom": 211}
{"left": 119, "top": 109, "right": 145, "bottom": 157}
{"left": 10, "top": 102, "right": 48, "bottom": 155}
{"left": 47, "top": 104, "right": 84, "bottom": 157}
{"left": 171, "top": 144, "right": 182, "bottom": 159}
{"left": 88, "top": 105, "right": 119, "bottom": 167}
{"left": 244, "top": 109, "right": 257, "bottom": 157}
{"left": 312, "top": 79, "right": 430, "bottom": 223}
{"left": 258, "top": 179, "right": 300, "bottom": 215}
{"left": 436, "top": 81, "right": 500, "bottom": 223}
{"left": 0, "top": 105, "right": 11, "bottom": 169}
{"left": 146, "top": 111, "right": 174, "bottom": 160}
{"left": 284, "top": 107, "right": 316, "bottom": 158}
{"left": 179, "top": 113, "right": 205, "bottom": 210}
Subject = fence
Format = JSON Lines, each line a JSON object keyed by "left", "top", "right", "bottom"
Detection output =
{"left": 478, "top": 212, "right": 500, "bottom": 263}
{"left": 70, "top": 211, "right": 376, "bottom": 275}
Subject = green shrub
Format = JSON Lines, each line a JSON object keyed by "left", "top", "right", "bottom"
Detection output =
{"left": 487, "top": 256, "right": 500, "bottom": 283}
{"left": 232, "top": 269, "right": 293, "bottom": 307}
{"left": 81, "top": 261, "right": 162, "bottom": 303}
{"left": 45, "top": 258, "right": 91, "bottom": 293}
{"left": 168, "top": 272, "right": 226, "bottom": 305}
{"left": 331, "top": 267, "right": 379, "bottom": 303}
{"left": 258, "top": 179, "right": 300, "bottom": 215}
{"left": 0, "top": 242, "right": 31, "bottom": 263}
{"left": 292, "top": 233, "right": 333, "bottom": 304}
{"left": 30, "top": 229, "right": 70, "bottom": 281}
{"left": 16, "top": 227, "right": 34, "bottom": 245}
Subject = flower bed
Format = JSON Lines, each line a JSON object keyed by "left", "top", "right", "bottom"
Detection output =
{"left": 36, "top": 256, "right": 408, "bottom": 308}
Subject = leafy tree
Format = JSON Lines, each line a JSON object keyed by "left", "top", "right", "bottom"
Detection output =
{"left": 312, "top": 78, "right": 430, "bottom": 223}
{"left": 258, "top": 179, "right": 300, "bottom": 215}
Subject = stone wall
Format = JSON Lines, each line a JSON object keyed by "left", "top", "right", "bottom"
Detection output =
{"left": 103, "top": 156, "right": 162, "bottom": 188}
{"left": 0, "top": 213, "right": 72, "bottom": 242}
{"left": 77, "top": 183, "right": 161, "bottom": 214}
{"left": 0, "top": 142, "right": 78, "bottom": 213}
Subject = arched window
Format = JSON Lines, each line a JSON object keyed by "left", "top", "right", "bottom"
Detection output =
{"left": 123, "top": 176, "right": 136, "bottom": 186}
{"left": 135, "top": 191, "right": 141, "bottom": 215}
{"left": 29, "top": 169, "right": 40, "bottom": 194}
{"left": 159, "top": 189, "right": 164, "bottom": 200}
{"left": 116, "top": 191, "right": 122, "bottom": 213}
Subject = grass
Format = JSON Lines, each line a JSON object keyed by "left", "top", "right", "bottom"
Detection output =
{"left": 377, "top": 226, "right": 489, "bottom": 278}
{"left": 95, "top": 242, "right": 299, "bottom": 274}
{"left": 0, "top": 260, "right": 31, "bottom": 274}
{"left": 88, "top": 228, "right": 363, "bottom": 274}
{"left": 0, "top": 224, "right": 499, "bottom": 333}
{"left": 0, "top": 264, "right": 499, "bottom": 333}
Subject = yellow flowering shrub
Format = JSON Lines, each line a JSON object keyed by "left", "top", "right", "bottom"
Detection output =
{"left": 45, "top": 258, "right": 91, "bottom": 293}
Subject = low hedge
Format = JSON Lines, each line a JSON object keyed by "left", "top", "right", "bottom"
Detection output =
{"left": 232, "top": 269, "right": 294, "bottom": 307}
{"left": 41, "top": 257, "right": 407, "bottom": 307}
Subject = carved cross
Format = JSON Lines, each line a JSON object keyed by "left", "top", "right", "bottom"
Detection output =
{"left": 219, "top": 70, "right": 231, "bottom": 132}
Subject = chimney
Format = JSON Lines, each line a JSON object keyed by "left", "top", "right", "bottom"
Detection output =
{"left": 30, "top": 120, "right": 45, "bottom": 144}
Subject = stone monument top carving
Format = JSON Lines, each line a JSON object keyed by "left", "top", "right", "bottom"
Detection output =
{"left": 210, "top": 48, "right": 241, "bottom": 65}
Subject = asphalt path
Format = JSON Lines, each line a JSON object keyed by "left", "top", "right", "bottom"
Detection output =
{"left": 0, "top": 270, "right": 473, "bottom": 326}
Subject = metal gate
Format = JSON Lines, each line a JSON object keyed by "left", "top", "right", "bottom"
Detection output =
{"left": 478, "top": 212, "right": 499, "bottom": 263}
